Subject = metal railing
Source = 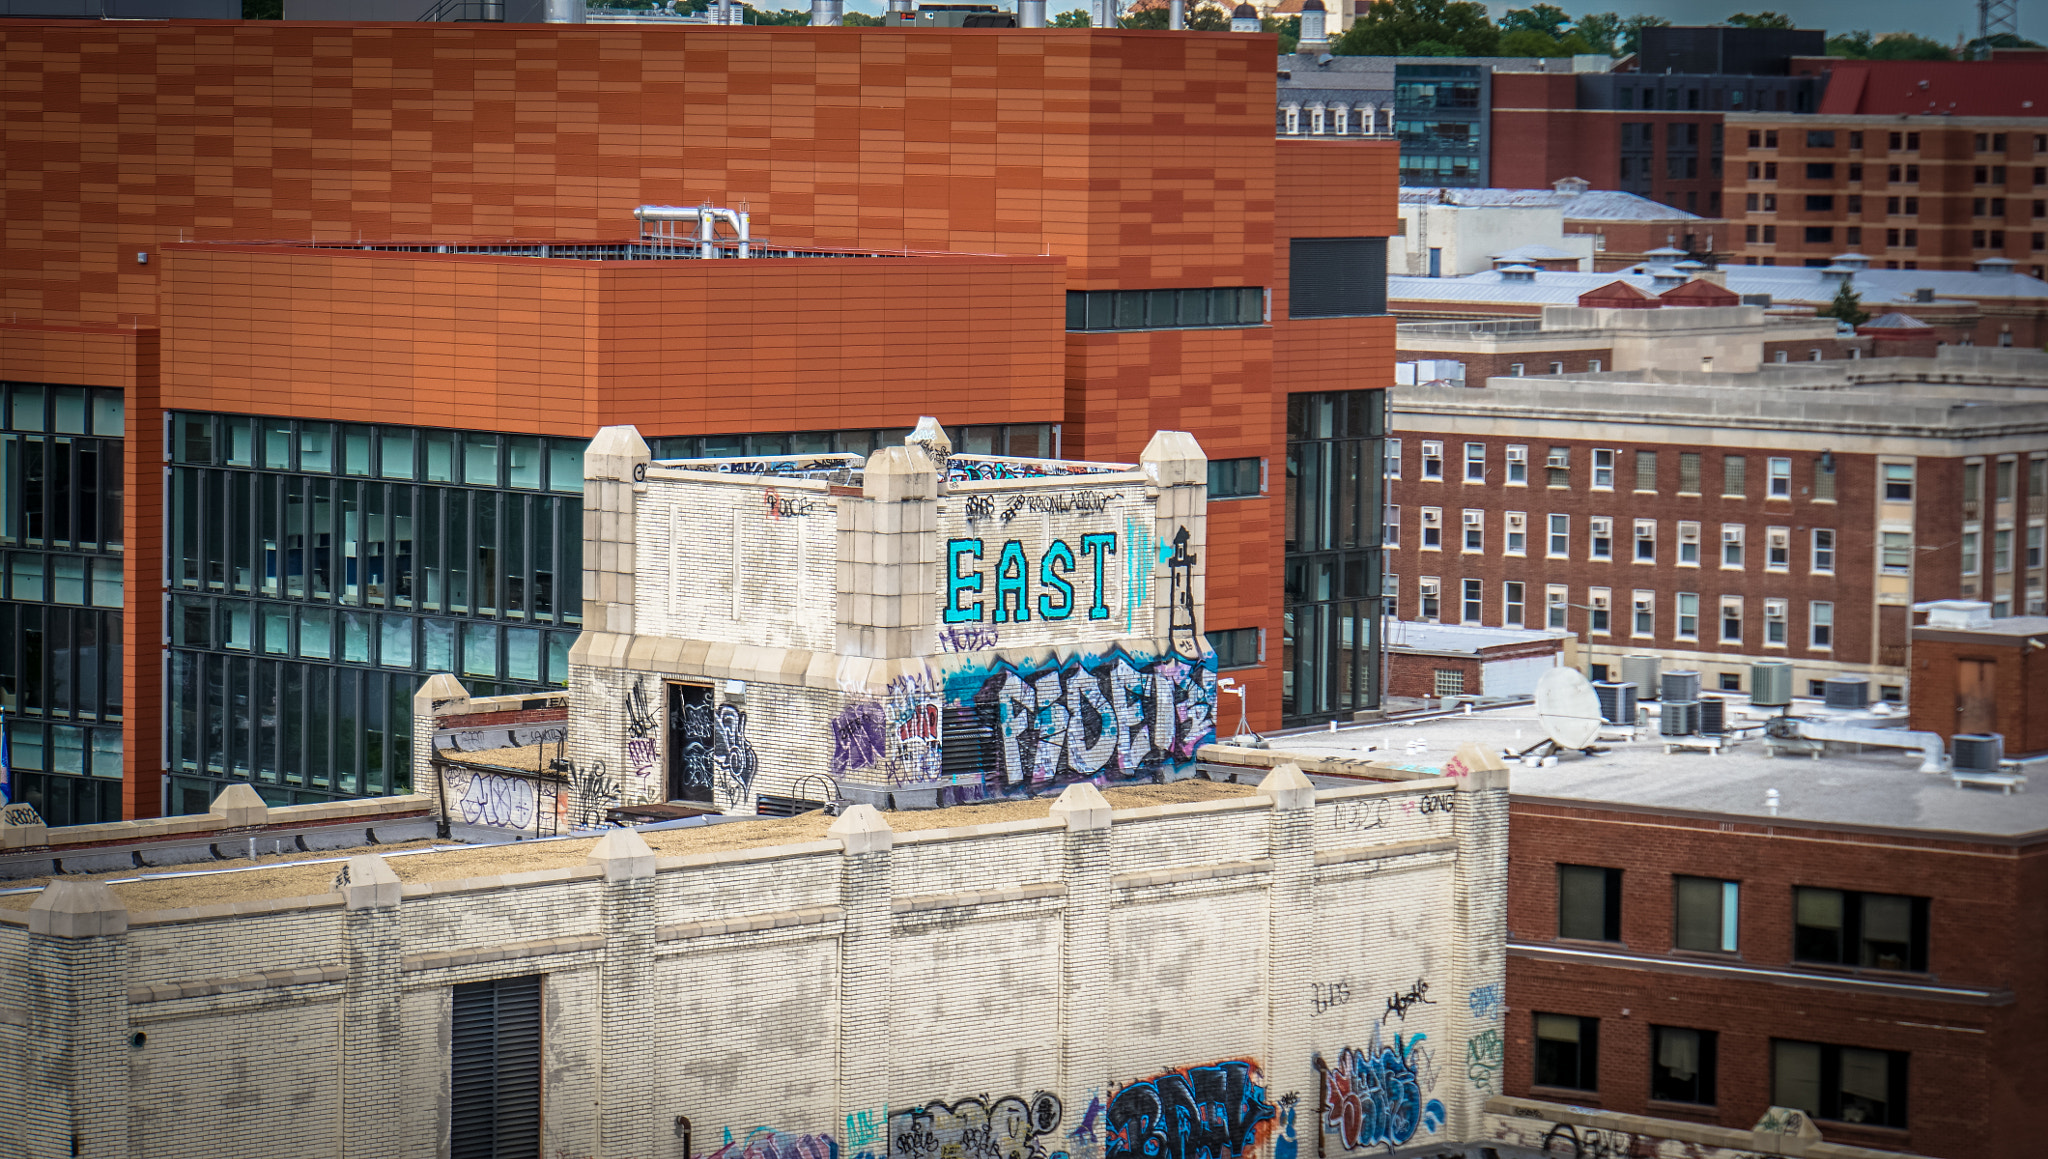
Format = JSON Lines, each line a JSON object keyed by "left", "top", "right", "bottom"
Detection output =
{"left": 418, "top": 0, "right": 504, "bottom": 20}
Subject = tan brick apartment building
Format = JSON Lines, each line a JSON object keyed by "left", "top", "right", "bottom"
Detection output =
{"left": 1384, "top": 348, "right": 2048, "bottom": 701}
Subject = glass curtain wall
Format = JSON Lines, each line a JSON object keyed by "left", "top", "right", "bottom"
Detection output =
{"left": 0, "top": 382, "right": 127, "bottom": 826}
{"left": 1283, "top": 390, "right": 1385, "bottom": 723}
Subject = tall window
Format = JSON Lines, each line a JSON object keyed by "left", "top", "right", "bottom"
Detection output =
{"left": 1547, "top": 584, "right": 1569, "bottom": 630}
{"left": 1590, "top": 588, "right": 1612, "bottom": 634}
{"left": 1674, "top": 876, "right": 1740, "bottom": 953}
{"left": 1283, "top": 391, "right": 1384, "bottom": 723}
{"left": 1812, "top": 529, "right": 1835, "bottom": 573}
{"left": 1384, "top": 504, "right": 1399, "bottom": 548}
{"left": 1678, "top": 521, "right": 1701, "bottom": 565}
{"left": 1548, "top": 514, "right": 1570, "bottom": 558}
{"left": 1814, "top": 454, "right": 1836, "bottom": 501}
{"left": 1634, "top": 519, "right": 1656, "bottom": 562}
{"left": 1722, "top": 455, "right": 1747, "bottom": 498}
{"left": 1464, "top": 442, "right": 1486, "bottom": 482}
{"left": 1421, "top": 507, "right": 1443, "bottom": 549}
{"left": 1676, "top": 593, "right": 1699, "bottom": 639}
{"left": 1721, "top": 596, "right": 1743, "bottom": 643}
{"left": 1767, "top": 527, "right": 1790, "bottom": 570}
{"left": 1722, "top": 524, "right": 1745, "bottom": 568}
{"left": 1547, "top": 446, "right": 1571, "bottom": 488}
{"left": 451, "top": 974, "right": 544, "bottom": 1159}
{"left": 1462, "top": 578, "right": 1483, "bottom": 623}
{"left": 1421, "top": 440, "right": 1444, "bottom": 479}
{"left": 1593, "top": 448, "right": 1616, "bottom": 490}
{"left": 1652, "top": 1027, "right": 1718, "bottom": 1106}
{"left": 1590, "top": 517, "right": 1613, "bottom": 561}
{"left": 1506, "top": 445, "right": 1528, "bottom": 485}
{"left": 1635, "top": 449, "right": 1659, "bottom": 492}
{"left": 1535, "top": 1014, "right": 1600, "bottom": 1091}
{"left": 1811, "top": 601, "right": 1834, "bottom": 648}
{"left": 1463, "top": 509, "right": 1484, "bottom": 552}
{"left": 1961, "top": 530, "right": 1980, "bottom": 576}
{"left": 1504, "top": 581, "right": 1526, "bottom": 628}
{"left": 1632, "top": 591, "right": 1654, "bottom": 637}
{"left": 1769, "top": 456, "right": 1792, "bottom": 498}
{"left": 1882, "top": 531, "right": 1913, "bottom": 574}
{"left": 1678, "top": 452, "right": 1702, "bottom": 495}
{"left": 1773, "top": 1041, "right": 1908, "bottom": 1128}
{"left": 1765, "top": 598, "right": 1788, "bottom": 645}
{"left": 1420, "top": 577, "right": 1441, "bottom": 621}
{"left": 1883, "top": 462, "right": 1914, "bottom": 502}
{"left": 1558, "top": 864, "right": 1622, "bottom": 941}
{"left": 1794, "top": 888, "right": 1929, "bottom": 971}
{"left": 1384, "top": 438, "right": 1402, "bottom": 479}
{"left": 1506, "top": 511, "right": 1527, "bottom": 555}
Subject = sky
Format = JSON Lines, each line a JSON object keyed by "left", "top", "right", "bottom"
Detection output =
{"left": 836, "top": 0, "right": 2000, "bottom": 44}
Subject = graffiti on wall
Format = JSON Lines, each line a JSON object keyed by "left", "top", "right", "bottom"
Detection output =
{"left": 1273, "top": 1094, "right": 1300, "bottom": 1159}
{"left": 890, "top": 1093, "right": 1066, "bottom": 1159}
{"left": 1381, "top": 978, "right": 1434, "bottom": 1023}
{"left": 1467, "top": 983, "right": 1505, "bottom": 1024}
{"left": 626, "top": 677, "right": 660, "bottom": 785}
{"left": 1316, "top": 1028, "right": 1447, "bottom": 1153}
{"left": 830, "top": 701, "right": 889, "bottom": 777}
{"left": 713, "top": 704, "right": 761, "bottom": 802}
{"left": 1465, "top": 1029, "right": 1503, "bottom": 1096}
{"left": 1105, "top": 1061, "right": 1276, "bottom": 1159}
{"left": 562, "top": 759, "right": 619, "bottom": 829}
{"left": 695, "top": 1127, "right": 839, "bottom": 1159}
{"left": 446, "top": 766, "right": 553, "bottom": 830}
{"left": 1165, "top": 526, "right": 1201, "bottom": 660}
{"left": 968, "top": 649, "right": 1216, "bottom": 791}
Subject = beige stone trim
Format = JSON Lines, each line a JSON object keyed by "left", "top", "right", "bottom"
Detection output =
{"left": 128, "top": 963, "right": 347, "bottom": 1004}
{"left": 891, "top": 882, "right": 1066, "bottom": 914}
{"left": 656, "top": 904, "right": 845, "bottom": 943}
{"left": 401, "top": 933, "right": 606, "bottom": 974}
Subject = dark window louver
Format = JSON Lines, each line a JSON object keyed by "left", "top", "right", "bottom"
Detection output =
{"left": 939, "top": 703, "right": 995, "bottom": 786}
{"left": 451, "top": 975, "right": 543, "bottom": 1159}
{"left": 1288, "top": 238, "right": 1388, "bottom": 320}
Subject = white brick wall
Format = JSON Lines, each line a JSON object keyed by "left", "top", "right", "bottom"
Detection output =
{"left": 0, "top": 765, "right": 1509, "bottom": 1159}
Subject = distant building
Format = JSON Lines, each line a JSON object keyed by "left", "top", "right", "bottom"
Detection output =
{"left": 1384, "top": 346, "right": 2048, "bottom": 701}
{"left": 1907, "top": 599, "right": 2048, "bottom": 755}
{"left": 1395, "top": 182, "right": 1718, "bottom": 274}
{"left": 1381, "top": 620, "right": 1568, "bottom": 701}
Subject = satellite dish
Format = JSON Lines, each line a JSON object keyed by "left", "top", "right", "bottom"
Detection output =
{"left": 1535, "top": 667, "right": 1604, "bottom": 751}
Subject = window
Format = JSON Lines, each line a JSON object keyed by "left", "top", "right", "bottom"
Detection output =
{"left": 1549, "top": 361, "right": 1565, "bottom": 375}
{"left": 1772, "top": 1041, "right": 1908, "bottom": 1128}
{"left": 1635, "top": 450, "right": 1658, "bottom": 492}
{"left": 1067, "top": 286, "right": 1266, "bottom": 331}
{"left": 1288, "top": 238, "right": 1388, "bottom": 319}
{"left": 1995, "top": 528, "right": 2013, "bottom": 573}
{"left": 1883, "top": 462, "right": 1913, "bottom": 502}
{"left": 1547, "top": 584, "right": 1569, "bottom": 630}
{"left": 1419, "top": 577, "right": 1441, "bottom": 621}
{"left": 1548, "top": 514, "right": 1570, "bottom": 558}
{"left": 1765, "top": 598, "right": 1788, "bottom": 645}
{"left": 2029, "top": 523, "right": 2044, "bottom": 569}
{"left": 1805, "top": 194, "right": 1834, "bottom": 212}
{"left": 1420, "top": 507, "right": 1442, "bottom": 549}
{"left": 1814, "top": 456, "right": 1836, "bottom": 501}
{"left": 1546, "top": 446, "right": 1571, "bottom": 487}
{"left": 1768, "top": 457, "right": 1791, "bottom": 498}
{"left": 1675, "top": 876, "right": 1739, "bottom": 953}
{"left": 1996, "top": 458, "right": 2015, "bottom": 502}
{"left": 1504, "top": 581, "right": 1526, "bottom": 628}
{"left": 1721, "top": 596, "right": 1743, "bottom": 644}
{"left": 1961, "top": 530, "right": 1980, "bottom": 576}
{"left": 1652, "top": 1027, "right": 1718, "bottom": 1106}
{"left": 1590, "top": 517, "right": 1613, "bottom": 561}
{"left": 1558, "top": 864, "right": 1622, "bottom": 941}
{"left": 1722, "top": 524, "right": 1745, "bottom": 568}
{"left": 1678, "top": 452, "right": 1701, "bottom": 495}
{"left": 1421, "top": 441, "right": 1444, "bottom": 480}
{"left": 1535, "top": 1014, "right": 1600, "bottom": 1091}
{"left": 1766, "top": 527, "right": 1789, "bottom": 571}
{"left": 1588, "top": 359, "right": 1602, "bottom": 372}
{"left": 1811, "top": 601, "right": 1833, "bottom": 648}
{"left": 1677, "top": 592, "right": 1699, "bottom": 639}
{"left": 1812, "top": 529, "right": 1835, "bottom": 573}
{"left": 1632, "top": 590, "right": 1654, "bottom": 637}
{"left": 1722, "top": 455, "right": 1746, "bottom": 498}
{"left": 1463, "top": 441, "right": 1486, "bottom": 482}
{"left": 1510, "top": 363, "right": 1525, "bottom": 377}
{"left": 1433, "top": 668, "right": 1466, "bottom": 696}
{"left": 1794, "top": 888, "right": 1929, "bottom": 971}
{"left": 1384, "top": 438, "right": 1401, "bottom": 479}
{"left": 1590, "top": 588, "right": 1612, "bottom": 634}
{"left": 1804, "top": 227, "right": 1834, "bottom": 245}
{"left": 1209, "top": 456, "right": 1263, "bottom": 498}
{"left": 451, "top": 974, "right": 544, "bottom": 1159}
{"left": 1462, "top": 578, "right": 1483, "bottom": 623}
{"left": 1383, "top": 504, "right": 1399, "bottom": 547}
{"left": 1806, "top": 130, "right": 1835, "bottom": 148}
{"left": 1593, "top": 448, "right": 1615, "bottom": 490}
{"left": 1463, "top": 509, "right": 1484, "bottom": 552}
{"left": 1207, "top": 627, "right": 1262, "bottom": 669}
{"left": 1506, "top": 511, "right": 1527, "bottom": 555}
{"left": 1765, "top": 129, "right": 1778, "bottom": 148}
{"left": 1881, "top": 531, "right": 1912, "bottom": 574}
{"left": 1506, "top": 445, "right": 1528, "bottom": 485}
{"left": 1678, "top": 521, "right": 1701, "bottom": 566}
{"left": 1634, "top": 519, "right": 1656, "bottom": 562}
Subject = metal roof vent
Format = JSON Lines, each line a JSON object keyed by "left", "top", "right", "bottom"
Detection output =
{"left": 1498, "top": 263, "right": 1539, "bottom": 283}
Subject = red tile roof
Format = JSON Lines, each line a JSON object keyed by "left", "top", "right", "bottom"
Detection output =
{"left": 1807, "top": 60, "right": 2048, "bottom": 117}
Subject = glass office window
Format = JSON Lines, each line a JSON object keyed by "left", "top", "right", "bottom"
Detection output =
{"left": 1283, "top": 390, "right": 1385, "bottom": 723}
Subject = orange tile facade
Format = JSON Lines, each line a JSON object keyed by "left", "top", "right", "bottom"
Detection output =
{"left": 0, "top": 22, "right": 1396, "bottom": 810}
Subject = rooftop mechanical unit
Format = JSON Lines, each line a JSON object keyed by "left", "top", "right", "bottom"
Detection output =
{"left": 1697, "top": 695, "right": 1726, "bottom": 736}
{"left": 1594, "top": 680, "right": 1638, "bottom": 724}
{"left": 1661, "top": 669, "right": 1702, "bottom": 703}
{"left": 1659, "top": 700, "right": 1700, "bottom": 736}
{"left": 1751, "top": 660, "right": 1794, "bottom": 708}
{"left": 1953, "top": 732, "right": 2005, "bottom": 773}
{"left": 1823, "top": 676, "right": 1869, "bottom": 710}
{"left": 1622, "top": 654, "right": 1661, "bottom": 699}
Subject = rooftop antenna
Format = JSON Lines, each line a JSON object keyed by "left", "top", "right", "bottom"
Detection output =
{"left": 1217, "top": 677, "right": 1266, "bottom": 748}
{"left": 1980, "top": 0, "right": 2018, "bottom": 44}
{"left": 1518, "top": 667, "right": 1604, "bottom": 762}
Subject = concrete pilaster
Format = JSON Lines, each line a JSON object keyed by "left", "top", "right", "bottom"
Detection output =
{"left": 339, "top": 854, "right": 404, "bottom": 1159}
{"left": 584, "top": 425, "right": 650, "bottom": 638}
{"left": 25, "top": 881, "right": 131, "bottom": 1159}
{"left": 1050, "top": 783, "right": 1112, "bottom": 1147}
{"left": 590, "top": 830, "right": 659, "bottom": 1158}
{"left": 1139, "top": 431, "right": 1208, "bottom": 653}
{"left": 838, "top": 447, "right": 937, "bottom": 659}
{"left": 1446, "top": 743, "right": 1511, "bottom": 1142}
{"left": 1256, "top": 764, "right": 1316, "bottom": 1144}
{"left": 410, "top": 673, "right": 472, "bottom": 826}
{"left": 828, "top": 806, "right": 894, "bottom": 1138}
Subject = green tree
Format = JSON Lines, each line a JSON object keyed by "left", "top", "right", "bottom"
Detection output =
{"left": 1573, "top": 10, "right": 1622, "bottom": 54}
{"left": 1816, "top": 282, "right": 1870, "bottom": 328}
{"left": 842, "top": 10, "right": 883, "bottom": 23}
{"left": 1051, "top": 7, "right": 1090, "bottom": 23}
{"left": 1726, "top": 10, "right": 1793, "bottom": 27}
{"left": 1499, "top": 2, "right": 1568, "bottom": 37}
{"left": 745, "top": 5, "right": 812, "bottom": 22}
{"left": 1407, "top": 37, "right": 1463, "bottom": 54}
{"left": 1617, "top": 13, "right": 1667, "bottom": 55}
{"left": 1499, "top": 26, "right": 1591, "bottom": 56}
{"left": 1264, "top": 13, "right": 1301, "bottom": 52}
{"left": 1966, "top": 31, "right": 2046, "bottom": 55}
{"left": 242, "top": 0, "right": 282, "bottom": 15}
{"left": 1331, "top": 0, "right": 1497, "bottom": 56}
{"left": 1825, "top": 29, "right": 1874, "bottom": 56}
{"left": 1870, "top": 32, "right": 1955, "bottom": 59}
{"left": 1121, "top": 1, "right": 1233, "bottom": 29}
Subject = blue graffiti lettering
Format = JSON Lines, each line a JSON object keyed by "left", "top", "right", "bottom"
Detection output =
{"left": 1105, "top": 1061, "right": 1275, "bottom": 1159}
{"left": 1315, "top": 1029, "right": 1446, "bottom": 1152}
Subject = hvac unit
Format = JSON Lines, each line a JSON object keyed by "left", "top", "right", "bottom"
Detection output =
{"left": 1697, "top": 696, "right": 1726, "bottom": 736}
{"left": 1546, "top": 448, "right": 1571, "bottom": 468}
{"left": 1661, "top": 669, "right": 1702, "bottom": 703}
{"left": 1751, "top": 661, "right": 1794, "bottom": 708}
{"left": 1660, "top": 700, "right": 1700, "bottom": 736}
{"left": 1594, "top": 681, "right": 1638, "bottom": 724}
{"left": 1952, "top": 733, "right": 2005, "bottom": 773}
{"left": 1823, "top": 676, "right": 1870, "bottom": 710}
{"left": 1621, "top": 654, "right": 1662, "bottom": 698}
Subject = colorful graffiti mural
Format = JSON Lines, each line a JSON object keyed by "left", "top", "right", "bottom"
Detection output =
{"left": 1316, "top": 1029, "right": 1447, "bottom": 1153}
{"left": 890, "top": 1093, "right": 1066, "bottom": 1159}
{"left": 1105, "top": 1061, "right": 1276, "bottom": 1159}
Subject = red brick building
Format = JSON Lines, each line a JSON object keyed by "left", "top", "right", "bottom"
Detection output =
{"left": 1907, "top": 601, "right": 2048, "bottom": 755}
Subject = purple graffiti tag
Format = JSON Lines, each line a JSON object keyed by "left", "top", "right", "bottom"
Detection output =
{"left": 830, "top": 701, "right": 888, "bottom": 777}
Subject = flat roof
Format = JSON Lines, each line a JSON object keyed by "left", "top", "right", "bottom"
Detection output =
{"left": 1391, "top": 264, "right": 2048, "bottom": 307}
{"left": 1255, "top": 701, "right": 2048, "bottom": 840}
{"left": 1386, "top": 622, "right": 1571, "bottom": 654}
